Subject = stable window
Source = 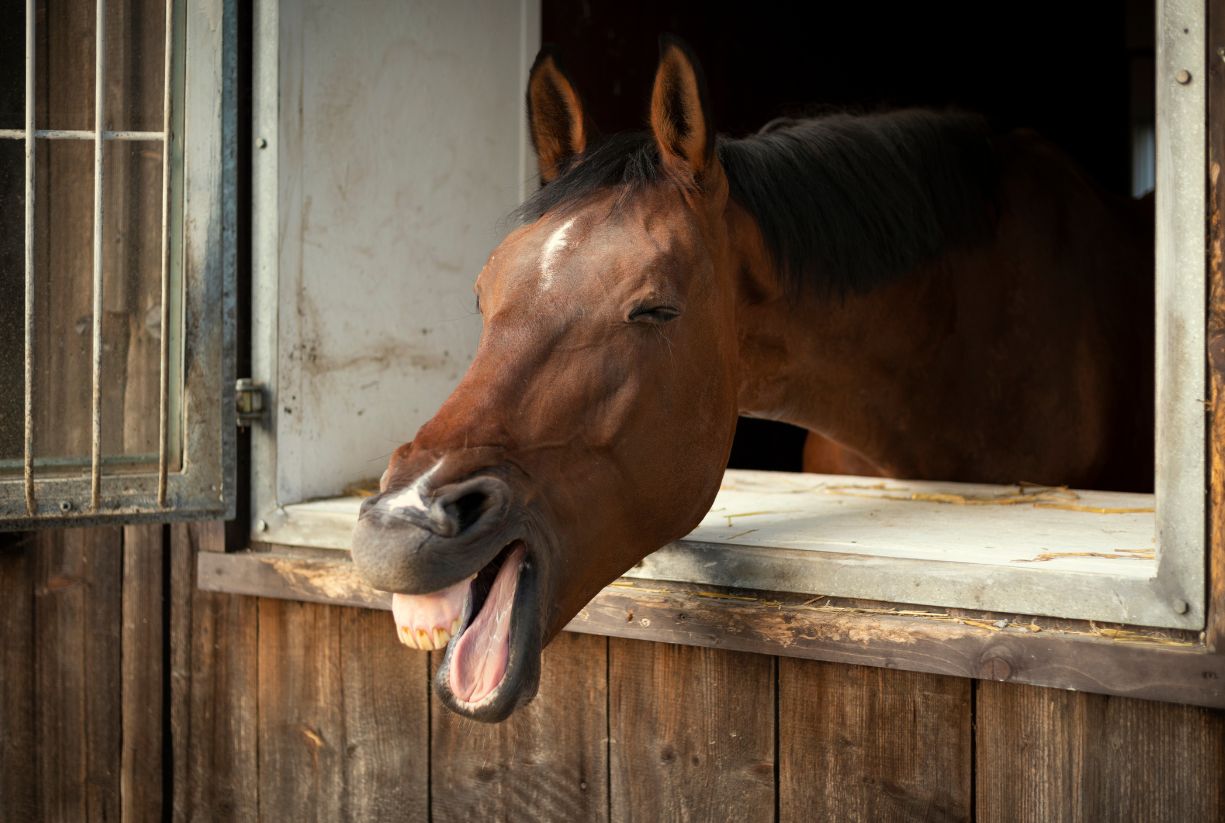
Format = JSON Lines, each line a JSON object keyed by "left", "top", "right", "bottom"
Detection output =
{"left": 236, "top": 0, "right": 1206, "bottom": 636}
{"left": 0, "top": 0, "right": 235, "bottom": 527}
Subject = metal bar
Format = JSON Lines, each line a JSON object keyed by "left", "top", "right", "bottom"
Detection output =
{"left": 1152, "top": 0, "right": 1207, "bottom": 621}
{"left": 157, "top": 0, "right": 173, "bottom": 506}
{"left": 22, "top": 0, "right": 35, "bottom": 516}
{"left": 0, "top": 128, "right": 166, "bottom": 140}
{"left": 0, "top": 452, "right": 161, "bottom": 471}
{"left": 89, "top": 0, "right": 106, "bottom": 509}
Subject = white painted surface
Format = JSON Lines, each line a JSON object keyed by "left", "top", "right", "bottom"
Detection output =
{"left": 280, "top": 471, "right": 1157, "bottom": 575}
{"left": 689, "top": 472, "right": 1155, "bottom": 576}
{"left": 253, "top": 0, "right": 541, "bottom": 516}
{"left": 1152, "top": 0, "right": 1206, "bottom": 623}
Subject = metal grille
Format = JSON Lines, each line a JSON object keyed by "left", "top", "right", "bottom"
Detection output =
{"left": 0, "top": 0, "right": 235, "bottom": 529}
{"left": 0, "top": 0, "right": 172, "bottom": 515}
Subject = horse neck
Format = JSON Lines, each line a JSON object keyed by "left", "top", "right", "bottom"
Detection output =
{"left": 727, "top": 204, "right": 982, "bottom": 480}
{"left": 721, "top": 130, "right": 1155, "bottom": 487}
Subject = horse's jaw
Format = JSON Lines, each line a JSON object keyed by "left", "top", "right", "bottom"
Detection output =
{"left": 437, "top": 541, "right": 545, "bottom": 721}
{"left": 390, "top": 539, "right": 544, "bottom": 722}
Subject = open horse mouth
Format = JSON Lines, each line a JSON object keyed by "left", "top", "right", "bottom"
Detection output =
{"left": 389, "top": 540, "right": 541, "bottom": 721}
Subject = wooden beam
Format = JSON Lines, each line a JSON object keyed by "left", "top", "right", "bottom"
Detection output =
{"left": 198, "top": 550, "right": 1225, "bottom": 709}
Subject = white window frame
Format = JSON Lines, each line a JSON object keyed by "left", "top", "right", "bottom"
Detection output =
{"left": 247, "top": 0, "right": 1205, "bottom": 632}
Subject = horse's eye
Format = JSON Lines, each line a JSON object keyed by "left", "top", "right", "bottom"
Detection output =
{"left": 628, "top": 305, "right": 681, "bottom": 324}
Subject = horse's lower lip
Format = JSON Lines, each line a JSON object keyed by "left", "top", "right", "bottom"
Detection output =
{"left": 434, "top": 541, "right": 542, "bottom": 721}
{"left": 444, "top": 543, "right": 527, "bottom": 705}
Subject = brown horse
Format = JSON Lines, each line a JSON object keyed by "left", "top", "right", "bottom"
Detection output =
{"left": 351, "top": 38, "right": 1153, "bottom": 721}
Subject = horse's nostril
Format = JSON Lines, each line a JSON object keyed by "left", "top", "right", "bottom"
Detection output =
{"left": 445, "top": 490, "right": 489, "bottom": 534}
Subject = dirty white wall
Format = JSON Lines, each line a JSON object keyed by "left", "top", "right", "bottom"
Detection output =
{"left": 254, "top": 0, "right": 540, "bottom": 508}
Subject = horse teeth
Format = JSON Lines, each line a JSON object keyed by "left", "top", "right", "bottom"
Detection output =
{"left": 434, "top": 627, "right": 451, "bottom": 648}
{"left": 450, "top": 618, "right": 460, "bottom": 636}
{"left": 399, "top": 625, "right": 418, "bottom": 650}
{"left": 416, "top": 628, "right": 431, "bottom": 649}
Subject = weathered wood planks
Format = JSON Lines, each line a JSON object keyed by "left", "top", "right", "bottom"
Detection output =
{"left": 254, "top": 598, "right": 430, "bottom": 822}
{"left": 779, "top": 660, "right": 972, "bottom": 823}
{"left": 976, "top": 682, "right": 1225, "bottom": 822}
{"left": 608, "top": 638, "right": 775, "bottom": 823}
{"left": 170, "top": 521, "right": 259, "bottom": 822}
{"left": 34, "top": 527, "right": 124, "bottom": 822}
{"left": 0, "top": 534, "right": 36, "bottom": 819}
{"left": 338, "top": 607, "right": 432, "bottom": 822}
{"left": 431, "top": 631, "right": 609, "bottom": 823}
{"left": 198, "top": 552, "right": 1225, "bottom": 710}
{"left": 1, "top": 524, "right": 1224, "bottom": 822}
{"left": 120, "top": 524, "right": 166, "bottom": 823}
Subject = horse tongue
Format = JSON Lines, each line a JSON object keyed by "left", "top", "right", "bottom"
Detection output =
{"left": 448, "top": 544, "right": 526, "bottom": 704}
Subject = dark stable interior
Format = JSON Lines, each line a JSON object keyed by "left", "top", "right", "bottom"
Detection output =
{"left": 543, "top": 0, "right": 1155, "bottom": 472}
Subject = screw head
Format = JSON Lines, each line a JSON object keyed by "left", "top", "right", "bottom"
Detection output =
{"left": 1176, "top": 69, "right": 1192, "bottom": 85}
{"left": 1174, "top": 598, "right": 1190, "bottom": 614}
{"left": 59, "top": 500, "right": 72, "bottom": 513}
{"left": 256, "top": 519, "right": 268, "bottom": 532}
{"left": 257, "top": 137, "right": 268, "bottom": 149}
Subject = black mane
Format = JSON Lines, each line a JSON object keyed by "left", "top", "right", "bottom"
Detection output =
{"left": 512, "top": 109, "right": 998, "bottom": 296}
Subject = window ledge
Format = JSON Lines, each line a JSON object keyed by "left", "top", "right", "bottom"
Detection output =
{"left": 253, "top": 470, "right": 1191, "bottom": 628}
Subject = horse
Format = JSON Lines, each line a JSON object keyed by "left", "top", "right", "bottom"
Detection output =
{"left": 350, "top": 38, "right": 1154, "bottom": 721}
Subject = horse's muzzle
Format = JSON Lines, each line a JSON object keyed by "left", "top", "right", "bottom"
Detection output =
{"left": 350, "top": 474, "right": 519, "bottom": 594}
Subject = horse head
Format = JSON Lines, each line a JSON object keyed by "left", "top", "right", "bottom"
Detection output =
{"left": 351, "top": 39, "right": 747, "bottom": 721}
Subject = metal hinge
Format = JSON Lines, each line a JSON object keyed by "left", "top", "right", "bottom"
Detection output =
{"left": 235, "top": 378, "right": 267, "bottom": 429}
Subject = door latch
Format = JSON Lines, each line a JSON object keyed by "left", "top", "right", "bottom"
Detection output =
{"left": 235, "top": 378, "right": 268, "bottom": 428}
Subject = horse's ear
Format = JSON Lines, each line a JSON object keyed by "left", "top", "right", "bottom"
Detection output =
{"left": 527, "top": 47, "right": 591, "bottom": 184}
{"left": 649, "top": 35, "right": 715, "bottom": 183}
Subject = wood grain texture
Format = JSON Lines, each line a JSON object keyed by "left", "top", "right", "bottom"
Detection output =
{"left": 338, "top": 606, "right": 430, "bottom": 822}
{"left": 121, "top": 524, "right": 165, "bottom": 823}
{"left": 0, "top": 534, "right": 36, "bottom": 820}
{"left": 976, "top": 682, "right": 1225, "bottom": 823}
{"left": 170, "top": 521, "right": 258, "bottom": 822}
{"left": 609, "top": 639, "right": 774, "bottom": 823}
{"left": 779, "top": 659, "right": 971, "bottom": 823}
{"left": 575, "top": 579, "right": 1224, "bottom": 709}
{"left": 199, "top": 553, "right": 1225, "bottom": 708}
{"left": 431, "top": 631, "right": 609, "bottom": 823}
{"left": 256, "top": 598, "right": 429, "bottom": 822}
{"left": 1207, "top": 0, "right": 1225, "bottom": 652}
{"left": 34, "top": 527, "right": 124, "bottom": 823}
{"left": 256, "top": 598, "right": 347, "bottom": 820}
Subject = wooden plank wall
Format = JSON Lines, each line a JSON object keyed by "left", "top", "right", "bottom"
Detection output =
{"left": 3, "top": 524, "right": 1224, "bottom": 822}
